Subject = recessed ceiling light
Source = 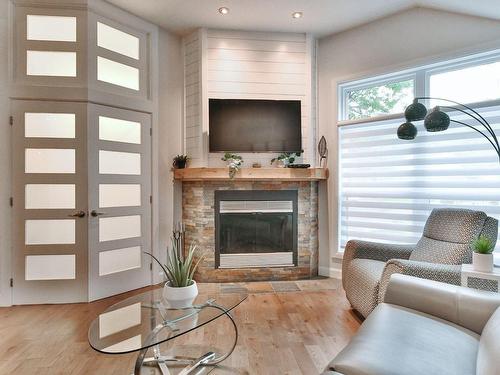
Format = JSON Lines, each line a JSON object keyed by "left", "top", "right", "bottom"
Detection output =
{"left": 292, "top": 11, "right": 303, "bottom": 19}
{"left": 219, "top": 7, "right": 229, "bottom": 15}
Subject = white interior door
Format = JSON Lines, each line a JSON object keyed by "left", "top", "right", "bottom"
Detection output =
{"left": 12, "top": 100, "right": 88, "bottom": 304}
{"left": 87, "top": 104, "right": 152, "bottom": 301}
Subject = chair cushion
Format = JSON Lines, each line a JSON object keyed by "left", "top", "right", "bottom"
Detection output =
{"left": 422, "top": 208, "right": 486, "bottom": 244}
{"left": 477, "top": 307, "right": 500, "bottom": 375}
{"left": 410, "top": 236, "right": 470, "bottom": 264}
{"left": 327, "top": 303, "right": 480, "bottom": 375}
{"left": 344, "top": 259, "right": 385, "bottom": 317}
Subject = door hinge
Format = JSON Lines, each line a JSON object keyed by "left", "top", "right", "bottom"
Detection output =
{"left": 9, "top": 197, "right": 13, "bottom": 207}
{"left": 9, "top": 278, "right": 13, "bottom": 287}
{"left": 150, "top": 195, "right": 152, "bottom": 204}
{"left": 149, "top": 263, "right": 152, "bottom": 271}
{"left": 9, "top": 116, "right": 13, "bottom": 126}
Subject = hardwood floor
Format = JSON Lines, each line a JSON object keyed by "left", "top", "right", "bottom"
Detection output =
{"left": 0, "top": 278, "right": 360, "bottom": 375}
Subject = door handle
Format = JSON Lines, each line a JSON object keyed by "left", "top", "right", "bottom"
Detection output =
{"left": 90, "top": 210, "right": 106, "bottom": 217}
{"left": 68, "top": 210, "right": 86, "bottom": 218}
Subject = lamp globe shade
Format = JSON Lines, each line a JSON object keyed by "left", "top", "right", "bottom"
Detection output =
{"left": 397, "top": 122, "right": 418, "bottom": 140}
{"left": 424, "top": 107, "right": 450, "bottom": 132}
{"left": 404, "top": 100, "right": 427, "bottom": 121}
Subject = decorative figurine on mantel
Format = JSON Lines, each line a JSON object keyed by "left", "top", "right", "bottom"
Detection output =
{"left": 318, "top": 136, "right": 328, "bottom": 168}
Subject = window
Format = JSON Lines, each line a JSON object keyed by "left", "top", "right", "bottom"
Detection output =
{"left": 338, "top": 51, "right": 500, "bottom": 253}
{"left": 343, "top": 78, "right": 414, "bottom": 120}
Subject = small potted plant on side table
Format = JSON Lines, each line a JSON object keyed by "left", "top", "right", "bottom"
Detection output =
{"left": 472, "top": 235, "right": 495, "bottom": 273}
{"left": 145, "top": 239, "right": 204, "bottom": 308}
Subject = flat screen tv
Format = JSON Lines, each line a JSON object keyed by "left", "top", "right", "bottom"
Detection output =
{"left": 209, "top": 99, "right": 302, "bottom": 152}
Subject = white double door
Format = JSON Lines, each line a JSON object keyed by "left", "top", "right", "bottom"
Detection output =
{"left": 12, "top": 100, "right": 152, "bottom": 304}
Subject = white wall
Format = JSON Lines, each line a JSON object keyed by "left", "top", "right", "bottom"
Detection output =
{"left": 0, "top": 0, "right": 11, "bottom": 306}
{"left": 185, "top": 29, "right": 317, "bottom": 168}
{"left": 317, "top": 7, "right": 500, "bottom": 275}
{"left": 157, "top": 28, "right": 184, "bottom": 277}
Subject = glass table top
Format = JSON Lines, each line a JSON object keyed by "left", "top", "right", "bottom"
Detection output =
{"left": 88, "top": 288, "right": 247, "bottom": 355}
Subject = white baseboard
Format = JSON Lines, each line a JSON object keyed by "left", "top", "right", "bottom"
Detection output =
{"left": 318, "top": 266, "right": 342, "bottom": 279}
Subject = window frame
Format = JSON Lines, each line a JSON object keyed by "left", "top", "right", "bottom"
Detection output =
{"left": 339, "top": 49, "right": 500, "bottom": 125}
{"left": 337, "top": 48, "right": 500, "bottom": 255}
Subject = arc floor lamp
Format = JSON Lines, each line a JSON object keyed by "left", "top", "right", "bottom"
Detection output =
{"left": 397, "top": 97, "right": 500, "bottom": 164}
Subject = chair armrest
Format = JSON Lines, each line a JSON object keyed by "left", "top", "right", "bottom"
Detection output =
{"left": 378, "top": 258, "right": 461, "bottom": 303}
{"left": 342, "top": 240, "right": 414, "bottom": 289}
{"left": 384, "top": 274, "right": 500, "bottom": 334}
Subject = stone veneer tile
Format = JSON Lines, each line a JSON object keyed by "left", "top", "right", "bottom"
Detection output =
{"left": 183, "top": 180, "right": 319, "bottom": 282}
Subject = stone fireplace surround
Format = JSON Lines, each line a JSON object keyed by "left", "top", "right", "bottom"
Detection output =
{"left": 181, "top": 178, "right": 320, "bottom": 282}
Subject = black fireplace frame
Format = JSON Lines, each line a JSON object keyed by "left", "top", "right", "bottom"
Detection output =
{"left": 214, "top": 190, "right": 298, "bottom": 268}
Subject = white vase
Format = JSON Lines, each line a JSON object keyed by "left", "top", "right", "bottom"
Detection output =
{"left": 163, "top": 281, "right": 198, "bottom": 309}
{"left": 473, "top": 252, "right": 494, "bottom": 273}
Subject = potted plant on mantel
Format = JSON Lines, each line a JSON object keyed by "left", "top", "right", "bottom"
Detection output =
{"left": 173, "top": 154, "right": 189, "bottom": 169}
{"left": 145, "top": 239, "right": 204, "bottom": 308}
{"left": 270, "top": 151, "right": 302, "bottom": 167}
{"left": 221, "top": 152, "right": 243, "bottom": 178}
{"left": 472, "top": 235, "right": 495, "bottom": 273}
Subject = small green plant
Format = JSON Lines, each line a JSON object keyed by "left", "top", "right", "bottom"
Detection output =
{"left": 173, "top": 154, "right": 189, "bottom": 169}
{"left": 271, "top": 151, "right": 302, "bottom": 167}
{"left": 145, "top": 239, "right": 203, "bottom": 287}
{"left": 221, "top": 152, "right": 243, "bottom": 178}
{"left": 472, "top": 235, "right": 495, "bottom": 254}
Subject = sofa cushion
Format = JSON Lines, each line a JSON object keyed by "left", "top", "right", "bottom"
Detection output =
{"left": 327, "top": 303, "right": 479, "bottom": 375}
{"left": 477, "top": 307, "right": 500, "bottom": 375}
{"left": 344, "top": 259, "right": 385, "bottom": 317}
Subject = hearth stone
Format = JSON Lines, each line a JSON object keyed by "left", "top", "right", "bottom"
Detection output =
{"left": 182, "top": 181, "right": 319, "bottom": 282}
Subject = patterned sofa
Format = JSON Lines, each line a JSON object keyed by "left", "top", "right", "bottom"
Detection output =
{"left": 342, "top": 208, "right": 498, "bottom": 318}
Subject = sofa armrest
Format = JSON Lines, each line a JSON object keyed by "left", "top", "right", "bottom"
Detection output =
{"left": 378, "top": 259, "right": 461, "bottom": 302}
{"left": 384, "top": 274, "right": 500, "bottom": 334}
{"left": 342, "top": 240, "right": 414, "bottom": 289}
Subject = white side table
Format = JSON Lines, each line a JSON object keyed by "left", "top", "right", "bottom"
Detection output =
{"left": 461, "top": 264, "right": 500, "bottom": 293}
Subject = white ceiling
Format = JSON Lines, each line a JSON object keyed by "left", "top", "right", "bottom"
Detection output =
{"left": 106, "top": 0, "right": 500, "bottom": 37}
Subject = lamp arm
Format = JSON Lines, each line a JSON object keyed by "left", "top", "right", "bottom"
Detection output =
{"left": 440, "top": 105, "right": 499, "bottom": 148}
{"left": 416, "top": 96, "right": 498, "bottom": 147}
{"left": 450, "top": 120, "right": 500, "bottom": 158}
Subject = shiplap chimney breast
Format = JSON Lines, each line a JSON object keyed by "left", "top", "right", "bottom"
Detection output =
{"left": 183, "top": 28, "right": 317, "bottom": 167}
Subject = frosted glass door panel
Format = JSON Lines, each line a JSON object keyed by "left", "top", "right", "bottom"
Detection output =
{"left": 27, "top": 15, "right": 77, "bottom": 42}
{"left": 99, "top": 150, "right": 140, "bottom": 175}
{"left": 25, "top": 148, "right": 75, "bottom": 174}
{"left": 25, "top": 255, "right": 76, "bottom": 280}
{"left": 97, "top": 22, "right": 139, "bottom": 60}
{"left": 25, "top": 219, "right": 75, "bottom": 244}
{"left": 97, "top": 56, "right": 139, "bottom": 90}
{"left": 99, "top": 184, "right": 141, "bottom": 208}
{"left": 99, "top": 116, "right": 141, "bottom": 144}
{"left": 27, "top": 51, "right": 77, "bottom": 77}
{"left": 25, "top": 184, "right": 75, "bottom": 209}
{"left": 99, "top": 215, "right": 141, "bottom": 242}
{"left": 25, "top": 113, "right": 75, "bottom": 138}
{"left": 99, "top": 246, "right": 141, "bottom": 276}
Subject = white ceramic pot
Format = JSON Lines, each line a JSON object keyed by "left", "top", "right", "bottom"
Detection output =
{"left": 163, "top": 281, "right": 198, "bottom": 309}
{"left": 473, "top": 252, "right": 494, "bottom": 273}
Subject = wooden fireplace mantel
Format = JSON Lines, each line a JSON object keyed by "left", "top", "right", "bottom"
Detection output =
{"left": 173, "top": 167, "right": 329, "bottom": 181}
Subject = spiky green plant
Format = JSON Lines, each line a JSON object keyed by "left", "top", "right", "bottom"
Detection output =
{"left": 472, "top": 235, "right": 495, "bottom": 254}
{"left": 145, "top": 239, "right": 203, "bottom": 287}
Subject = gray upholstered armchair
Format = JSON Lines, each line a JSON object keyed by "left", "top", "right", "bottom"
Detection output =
{"left": 342, "top": 208, "right": 498, "bottom": 318}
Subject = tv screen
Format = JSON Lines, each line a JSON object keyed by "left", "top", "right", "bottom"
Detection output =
{"left": 209, "top": 99, "right": 302, "bottom": 152}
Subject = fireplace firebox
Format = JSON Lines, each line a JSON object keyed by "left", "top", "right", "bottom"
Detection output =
{"left": 215, "top": 190, "right": 298, "bottom": 268}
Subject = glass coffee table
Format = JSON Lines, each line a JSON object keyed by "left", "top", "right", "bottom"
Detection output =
{"left": 88, "top": 288, "right": 247, "bottom": 375}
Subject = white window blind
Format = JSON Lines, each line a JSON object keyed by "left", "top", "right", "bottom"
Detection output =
{"left": 339, "top": 105, "right": 500, "bottom": 252}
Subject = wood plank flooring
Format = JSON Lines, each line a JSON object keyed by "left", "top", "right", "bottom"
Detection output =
{"left": 0, "top": 278, "right": 360, "bottom": 375}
